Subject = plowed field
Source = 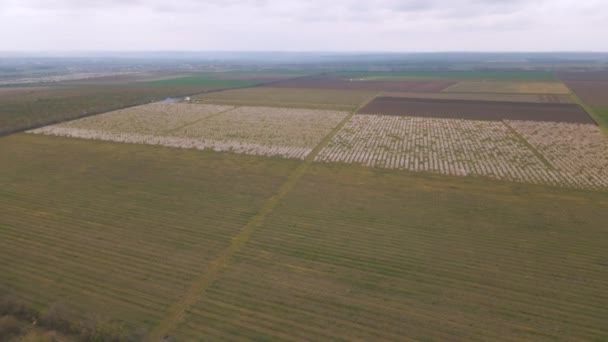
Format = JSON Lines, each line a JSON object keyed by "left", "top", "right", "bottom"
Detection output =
{"left": 563, "top": 81, "right": 608, "bottom": 106}
{"left": 359, "top": 97, "right": 594, "bottom": 124}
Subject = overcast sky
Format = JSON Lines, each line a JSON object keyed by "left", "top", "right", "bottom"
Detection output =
{"left": 0, "top": 0, "right": 606, "bottom": 52}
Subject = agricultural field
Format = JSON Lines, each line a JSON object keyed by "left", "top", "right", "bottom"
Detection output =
{"left": 557, "top": 70, "right": 608, "bottom": 81}
{"left": 443, "top": 80, "right": 570, "bottom": 94}
{"left": 0, "top": 133, "right": 299, "bottom": 332}
{"left": 335, "top": 70, "right": 557, "bottom": 81}
{"left": 3, "top": 64, "right": 608, "bottom": 341}
{"left": 316, "top": 114, "right": 608, "bottom": 189}
{"left": 380, "top": 91, "right": 574, "bottom": 104}
{"left": 30, "top": 104, "right": 349, "bottom": 159}
{"left": 0, "top": 83, "right": 251, "bottom": 136}
{"left": 199, "top": 70, "right": 311, "bottom": 82}
{"left": 193, "top": 87, "right": 376, "bottom": 110}
{"left": 141, "top": 75, "right": 259, "bottom": 88}
{"left": 46, "top": 103, "right": 234, "bottom": 135}
{"left": 563, "top": 81, "right": 608, "bottom": 106}
{"left": 268, "top": 76, "right": 455, "bottom": 92}
{"left": 172, "top": 162, "right": 608, "bottom": 341}
{"left": 359, "top": 97, "right": 592, "bottom": 123}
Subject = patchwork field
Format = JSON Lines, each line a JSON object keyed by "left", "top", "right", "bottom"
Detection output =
{"left": 443, "top": 81, "right": 570, "bottom": 94}
{"left": 0, "top": 133, "right": 298, "bottom": 330}
{"left": 269, "top": 76, "right": 455, "bottom": 92}
{"left": 316, "top": 114, "right": 608, "bottom": 189}
{"left": 380, "top": 91, "right": 574, "bottom": 104}
{"left": 358, "top": 97, "right": 593, "bottom": 124}
{"left": 172, "top": 162, "right": 608, "bottom": 341}
{"left": 193, "top": 87, "right": 376, "bottom": 110}
{"left": 3, "top": 69, "right": 608, "bottom": 341}
{"left": 30, "top": 103, "right": 349, "bottom": 159}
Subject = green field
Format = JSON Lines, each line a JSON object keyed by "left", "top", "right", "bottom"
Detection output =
{"left": 0, "top": 134, "right": 298, "bottom": 331}
{"left": 593, "top": 107, "right": 608, "bottom": 129}
{"left": 335, "top": 70, "right": 557, "bottom": 81}
{"left": 1, "top": 133, "right": 607, "bottom": 340}
{"left": 194, "top": 87, "right": 377, "bottom": 110}
{"left": 142, "top": 76, "right": 258, "bottom": 88}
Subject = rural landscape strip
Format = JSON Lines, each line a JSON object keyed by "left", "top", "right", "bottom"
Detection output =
{"left": 147, "top": 93, "right": 379, "bottom": 341}
{"left": 0, "top": 73, "right": 321, "bottom": 139}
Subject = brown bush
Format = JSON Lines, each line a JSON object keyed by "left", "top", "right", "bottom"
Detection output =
{"left": 0, "top": 295, "right": 37, "bottom": 321}
{"left": 40, "top": 302, "right": 73, "bottom": 333}
{"left": 17, "top": 331, "right": 54, "bottom": 342}
{"left": 0, "top": 315, "right": 21, "bottom": 340}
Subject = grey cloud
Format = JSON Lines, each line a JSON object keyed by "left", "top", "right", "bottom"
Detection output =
{"left": 0, "top": 0, "right": 606, "bottom": 51}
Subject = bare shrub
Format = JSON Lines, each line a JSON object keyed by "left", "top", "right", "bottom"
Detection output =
{"left": 40, "top": 302, "right": 73, "bottom": 333}
{"left": 0, "top": 295, "right": 37, "bottom": 321}
{"left": 17, "top": 331, "right": 54, "bottom": 342}
{"left": 0, "top": 315, "right": 21, "bottom": 340}
{"left": 76, "top": 315, "right": 146, "bottom": 342}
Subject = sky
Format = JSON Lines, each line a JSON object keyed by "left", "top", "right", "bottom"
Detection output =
{"left": 0, "top": 0, "right": 607, "bottom": 52}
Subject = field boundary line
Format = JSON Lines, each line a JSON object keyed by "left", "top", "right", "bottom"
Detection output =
{"left": 160, "top": 106, "right": 237, "bottom": 136}
{"left": 147, "top": 92, "right": 378, "bottom": 341}
{"left": 501, "top": 120, "right": 557, "bottom": 171}
{"left": 564, "top": 86, "right": 608, "bottom": 136}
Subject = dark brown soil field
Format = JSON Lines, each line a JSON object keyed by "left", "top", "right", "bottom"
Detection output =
{"left": 557, "top": 70, "right": 608, "bottom": 81}
{"left": 381, "top": 91, "right": 574, "bottom": 104}
{"left": 563, "top": 81, "right": 608, "bottom": 106}
{"left": 267, "top": 76, "right": 455, "bottom": 92}
{"left": 359, "top": 97, "right": 595, "bottom": 124}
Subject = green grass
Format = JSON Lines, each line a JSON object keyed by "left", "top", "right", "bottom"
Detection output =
{"left": 335, "top": 70, "right": 557, "bottom": 81}
{"left": 174, "top": 163, "right": 608, "bottom": 341}
{"left": 142, "top": 76, "right": 258, "bottom": 88}
{"left": 0, "top": 134, "right": 298, "bottom": 330}
{"left": 593, "top": 107, "right": 608, "bottom": 129}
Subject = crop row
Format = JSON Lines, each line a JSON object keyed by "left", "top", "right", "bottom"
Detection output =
{"left": 315, "top": 115, "right": 608, "bottom": 190}
{"left": 507, "top": 120, "right": 608, "bottom": 187}
{"left": 58, "top": 103, "right": 233, "bottom": 135}
{"left": 30, "top": 126, "right": 313, "bottom": 159}
{"left": 30, "top": 104, "right": 347, "bottom": 159}
{"left": 0, "top": 134, "right": 295, "bottom": 330}
{"left": 171, "top": 164, "right": 608, "bottom": 340}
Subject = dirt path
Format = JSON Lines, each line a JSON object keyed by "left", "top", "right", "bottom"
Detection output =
{"left": 146, "top": 93, "right": 379, "bottom": 341}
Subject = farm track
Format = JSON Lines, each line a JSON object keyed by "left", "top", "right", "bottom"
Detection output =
{"left": 501, "top": 121, "right": 556, "bottom": 170}
{"left": 147, "top": 93, "right": 379, "bottom": 340}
